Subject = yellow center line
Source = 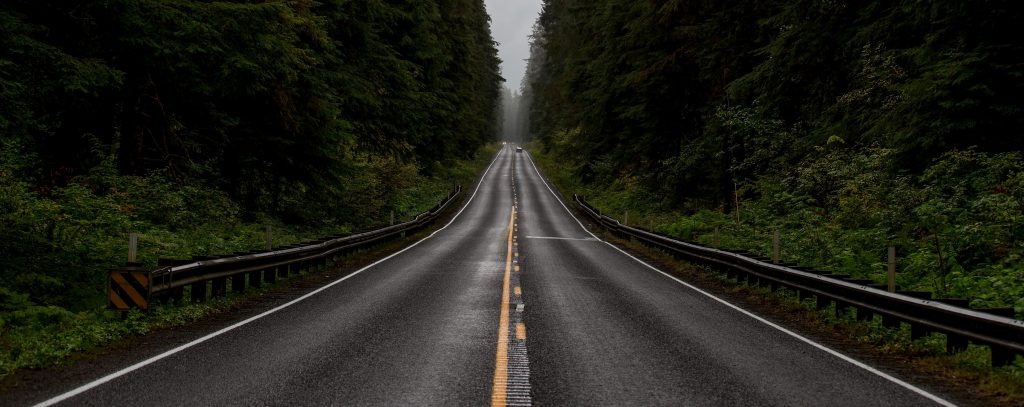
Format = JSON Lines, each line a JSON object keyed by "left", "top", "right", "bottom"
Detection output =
{"left": 491, "top": 205, "right": 516, "bottom": 407}
{"left": 516, "top": 323, "right": 527, "bottom": 341}
{"left": 514, "top": 286, "right": 522, "bottom": 296}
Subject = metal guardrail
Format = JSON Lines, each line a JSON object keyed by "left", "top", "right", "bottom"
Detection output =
{"left": 108, "top": 186, "right": 462, "bottom": 311}
{"left": 573, "top": 194, "right": 1024, "bottom": 367}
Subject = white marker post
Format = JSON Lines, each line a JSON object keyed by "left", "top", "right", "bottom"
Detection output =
{"left": 128, "top": 233, "right": 138, "bottom": 263}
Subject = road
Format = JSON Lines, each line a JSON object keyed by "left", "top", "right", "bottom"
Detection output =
{"left": 26, "top": 145, "right": 954, "bottom": 406}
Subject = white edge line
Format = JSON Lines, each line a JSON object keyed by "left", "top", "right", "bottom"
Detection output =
{"left": 522, "top": 152, "right": 958, "bottom": 407}
{"left": 34, "top": 146, "right": 511, "bottom": 407}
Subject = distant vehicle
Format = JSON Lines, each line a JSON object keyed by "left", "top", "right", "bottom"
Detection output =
{"left": 516, "top": 146, "right": 523, "bottom": 153}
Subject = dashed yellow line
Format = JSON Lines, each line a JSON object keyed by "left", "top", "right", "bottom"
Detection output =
{"left": 514, "top": 286, "right": 522, "bottom": 296}
{"left": 514, "top": 265, "right": 520, "bottom": 273}
{"left": 516, "top": 323, "right": 527, "bottom": 341}
{"left": 491, "top": 206, "right": 516, "bottom": 407}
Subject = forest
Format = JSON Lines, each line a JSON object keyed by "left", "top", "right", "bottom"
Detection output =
{"left": 0, "top": 0, "right": 500, "bottom": 373}
{"left": 518, "top": 0, "right": 1024, "bottom": 314}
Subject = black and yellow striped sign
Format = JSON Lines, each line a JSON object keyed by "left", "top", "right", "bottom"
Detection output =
{"left": 109, "top": 269, "right": 151, "bottom": 311}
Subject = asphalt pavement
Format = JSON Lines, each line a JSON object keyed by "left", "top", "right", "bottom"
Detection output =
{"left": 20, "top": 145, "right": 956, "bottom": 406}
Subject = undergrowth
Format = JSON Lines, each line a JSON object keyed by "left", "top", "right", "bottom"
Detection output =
{"left": 0, "top": 143, "right": 498, "bottom": 378}
{"left": 531, "top": 145, "right": 1024, "bottom": 403}
{"left": 530, "top": 144, "right": 1024, "bottom": 317}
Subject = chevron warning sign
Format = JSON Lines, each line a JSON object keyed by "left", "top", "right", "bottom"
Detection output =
{"left": 109, "top": 268, "right": 151, "bottom": 311}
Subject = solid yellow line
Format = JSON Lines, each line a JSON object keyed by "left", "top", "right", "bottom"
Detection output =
{"left": 516, "top": 323, "right": 526, "bottom": 341}
{"left": 491, "top": 206, "right": 516, "bottom": 407}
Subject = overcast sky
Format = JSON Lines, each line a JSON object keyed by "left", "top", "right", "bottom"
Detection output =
{"left": 484, "top": 0, "right": 544, "bottom": 93}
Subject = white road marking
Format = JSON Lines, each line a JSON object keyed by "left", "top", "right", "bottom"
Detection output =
{"left": 521, "top": 152, "right": 958, "bottom": 407}
{"left": 524, "top": 235, "right": 597, "bottom": 241}
{"left": 35, "top": 146, "right": 513, "bottom": 407}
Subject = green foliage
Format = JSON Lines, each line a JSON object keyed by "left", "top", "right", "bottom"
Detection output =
{"left": 0, "top": 0, "right": 502, "bottom": 377}
{"left": 0, "top": 306, "right": 146, "bottom": 375}
{"left": 534, "top": 146, "right": 1024, "bottom": 317}
{"left": 525, "top": 0, "right": 1024, "bottom": 314}
{"left": 0, "top": 143, "right": 496, "bottom": 377}
{"left": 525, "top": 0, "right": 1024, "bottom": 200}
{"left": 0, "top": 0, "right": 499, "bottom": 211}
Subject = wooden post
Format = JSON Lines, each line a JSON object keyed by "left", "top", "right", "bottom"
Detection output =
{"left": 190, "top": 281, "right": 207, "bottom": 303}
{"left": 265, "top": 226, "right": 273, "bottom": 251}
{"left": 624, "top": 210, "right": 629, "bottom": 226}
{"left": 232, "top": 273, "right": 245, "bottom": 294}
{"left": 713, "top": 227, "right": 720, "bottom": 248}
{"left": 772, "top": 230, "right": 780, "bottom": 264}
{"left": 733, "top": 181, "right": 741, "bottom": 225}
{"left": 127, "top": 233, "right": 138, "bottom": 263}
{"left": 887, "top": 247, "right": 896, "bottom": 293}
{"left": 390, "top": 210, "right": 395, "bottom": 226}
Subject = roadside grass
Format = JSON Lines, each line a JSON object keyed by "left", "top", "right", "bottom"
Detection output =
{"left": 528, "top": 144, "right": 1024, "bottom": 405}
{"left": 0, "top": 144, "right": 500, "bottom": 379}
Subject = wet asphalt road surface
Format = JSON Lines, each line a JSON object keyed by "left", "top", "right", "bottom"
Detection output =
{"left": 22, "top": 145, "right": 953, "bottom": 406}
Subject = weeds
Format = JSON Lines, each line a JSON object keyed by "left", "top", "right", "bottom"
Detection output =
{"left": 0, "top": 144, "right": 499, "bottom": 378}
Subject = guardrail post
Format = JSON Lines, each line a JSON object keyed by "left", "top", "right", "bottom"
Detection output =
{"left": 248, "top": 269, "right": 262, "bottom": 289}
{"left": 190, "top": 281, "right": 207, "bottom": 303}
{"left": 992, "top": 346, "right": 1018, "bottom": 367}
{"left": 856, "top": 307, "right": 874, "bottom": 321}
{"left": 190, "top": 256, "right": 216, "bottom": 302}
{"left": 211, "top": 277, "right": 227, "bottom": 298}
{"left": 266, "top": 265, "right": 278, "bottom": 284}
{"left": 815, "top": 295, "right": 831, "bottom": 310}
{"left": 911, "top": 324, "right": 930, "bottom": 340}
{"left": 713, "top": 227, "right": 720, "bottom": 248}
{"left": 946, "top": 334, "right": 968, "bottom": 354}
{"left": 266, "top": 226, "right": 273, "bottom": 251}
{"left": 881, "top": 313, "right": 900, "bottom": 328}
{"left": 835, "top": 300, "right": 850, "bottom": 318}
{"left": 232, "top": 273, "right": 245, "bottom": 294}
{"left": 244, "top": 250, "right": 263, "bottom": 289}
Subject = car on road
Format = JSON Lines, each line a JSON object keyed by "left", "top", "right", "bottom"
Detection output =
{"left": 516, "top": 146, "right": 523, "bottom": 153}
